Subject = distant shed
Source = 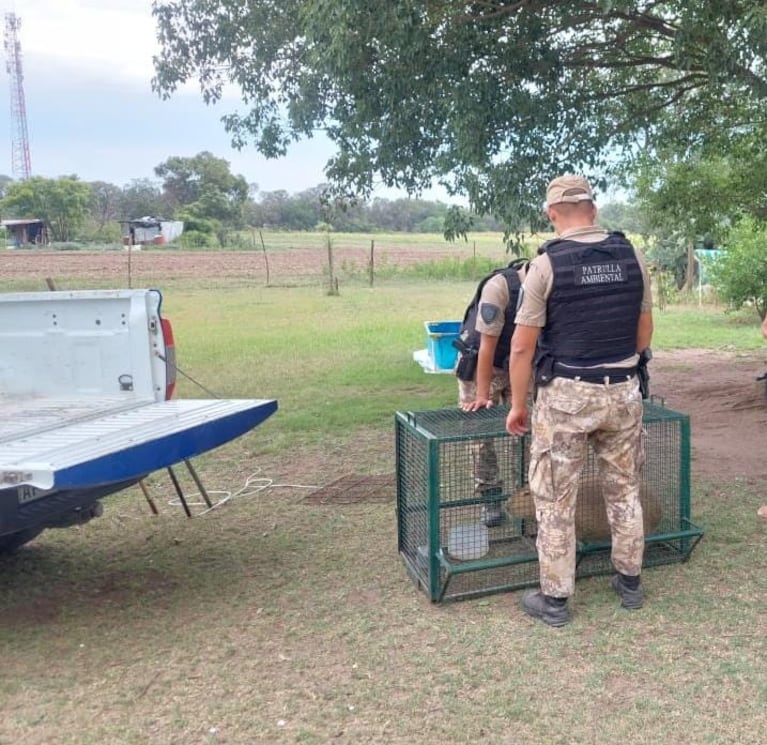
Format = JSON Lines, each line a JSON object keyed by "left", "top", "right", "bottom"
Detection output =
{"left": 2, "top": 219, "right": 49, "bottom": 247}
{"left": 121, "top": 217, "right": 184, "bottom": 246}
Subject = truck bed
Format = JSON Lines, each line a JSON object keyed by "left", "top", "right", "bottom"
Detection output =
{"left": 0, "top": 395, "right": 278, "bottom": 490}
{"left": 0, "top": 394, "right": 156, "bottom": 443}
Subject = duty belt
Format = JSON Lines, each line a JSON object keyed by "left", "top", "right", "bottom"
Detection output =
{"left": 553, "top": 363, "right": 637, "bottom": 385}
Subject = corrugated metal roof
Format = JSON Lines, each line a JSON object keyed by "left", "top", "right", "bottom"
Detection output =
{"left": 1, "top": 219, "right": 44, "bottom": 227}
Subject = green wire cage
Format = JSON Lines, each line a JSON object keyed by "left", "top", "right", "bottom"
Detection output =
{"left": 395, "top": 400, "right": 704, "bottom": 603}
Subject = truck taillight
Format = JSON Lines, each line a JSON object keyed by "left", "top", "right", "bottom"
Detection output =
{"left": 161, "top": 318, "right": 176, "bottom": 400}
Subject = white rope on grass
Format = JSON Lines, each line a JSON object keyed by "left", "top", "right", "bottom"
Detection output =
{"left": 166, "top": 468, "right": 319, "bottom": 517}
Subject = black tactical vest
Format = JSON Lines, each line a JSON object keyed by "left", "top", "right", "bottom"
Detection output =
{"left": 539, "top": 232, "right": 643, "bottom": 367}
{"left": 457, "top": 261, "right": 525, "bottom": 369}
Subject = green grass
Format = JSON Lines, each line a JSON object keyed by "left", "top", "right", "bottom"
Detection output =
{"left": 653, "top": 304, "right": 765, "bottom": 350}
{"left": 0, "top": 475, "right": 764, "bottom": 743}
{"left": 164, "top": 284, "right": 465, "bottom": 451}
{"left": 251, "top": 229, "right": 516, "bottom": 253}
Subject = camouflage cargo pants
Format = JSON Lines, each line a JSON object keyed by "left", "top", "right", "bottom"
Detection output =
{"left": 529, "top": 376, "right": 645, "bottom": 597}
{"left": 458, "top": 366, "right": 510, "bottom": 493}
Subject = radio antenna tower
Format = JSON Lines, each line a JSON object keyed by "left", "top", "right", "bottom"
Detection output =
{"left": 4, "top": 12, "right": 31, "bottom": 180}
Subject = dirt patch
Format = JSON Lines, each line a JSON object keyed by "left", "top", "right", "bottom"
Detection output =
{"left": 0, "top": 596, "right": 61, "bottom": 626}
{"left": 0, "top": 568, "right": 178, "bottom": 629}
{"left": 649, "top": 349, "right": 767, "bottom": 483}
{"left": 303, "top": 473, "right": 396, "bottom": 504}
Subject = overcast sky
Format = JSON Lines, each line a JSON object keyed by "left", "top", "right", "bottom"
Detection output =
{"left": 3, "top": 0, "right": 453, "bottom": 201}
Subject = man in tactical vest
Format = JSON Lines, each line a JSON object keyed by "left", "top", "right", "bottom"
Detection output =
{"left": 455, "top": 258, "right": 528, "bottom": 527}
{"left": 506, "top": 175, "right": 654, "bottom": 627}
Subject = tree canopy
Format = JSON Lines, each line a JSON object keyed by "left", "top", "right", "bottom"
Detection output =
{"left": 2, "top": 176, "right": 91, "bottom": 242}
{"left": 0, "top": 167, "right": 504, "bottom": 245}
{"left": 152, "top": 1, "right": 767, "bottom": 229}
{"left": 154, "top": 151, "right": 250, "bottom": 226}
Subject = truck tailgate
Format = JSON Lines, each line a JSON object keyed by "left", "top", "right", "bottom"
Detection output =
{"left": 0, "top": 398, "right": 278, "bottom": 490}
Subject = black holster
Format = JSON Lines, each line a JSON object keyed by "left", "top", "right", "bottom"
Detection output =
{"left": 534, "top": 352, "right": 555, "bottom": 388}
{"left": 637, "top": 348, "right": 652, "bottom": 399}
{"left": 455, "top": 349, "right": 479, "bottom": 382}
{"left": 453, "top": 336, "right": 479, "bottom": 382}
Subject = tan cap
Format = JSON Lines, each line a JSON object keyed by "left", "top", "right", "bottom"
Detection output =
{"left": 545, "top": 175, "right": 594, "bottom": 208}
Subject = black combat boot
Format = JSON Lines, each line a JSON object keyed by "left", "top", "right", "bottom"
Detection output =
{"left": 611, "top": 574, "right": 643, "bottom": 610}
{"left": 521, "top": 591, "right": 570, "bottom": 627}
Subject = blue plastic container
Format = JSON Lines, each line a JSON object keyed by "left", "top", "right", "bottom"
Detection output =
{"left": 424, "top": 321, "right": 461, "bottom": 371}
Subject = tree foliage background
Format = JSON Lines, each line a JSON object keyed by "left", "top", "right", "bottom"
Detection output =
{"left": 0, "top": 160, "right": 501, "bottom": 244}
{"left": 2, "top": 177, "right": 91, "bottom": 242}
{"left": 151, "top": 0, "right": 767, "bottom": 231}
{"left": 707, "top": 217, "right": 767, "bottom": 319}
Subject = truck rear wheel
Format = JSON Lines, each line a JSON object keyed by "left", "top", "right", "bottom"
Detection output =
{"left": 0, "top": 528, "right": 43, "bottom": 554}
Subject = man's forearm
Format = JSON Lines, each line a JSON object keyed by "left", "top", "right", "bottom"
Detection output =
{"left": 508, "top": 324, "right": 540, "bottom": 408}
{"left": 475, "top": 346, "right": 494, "bottom": 399}
{"left": 475, "top": 333, "right": 500, "bottom": 400}
{"left": 636, "top": 310, "right": 654, "bottom": 352}
{"left": 509, "top": 349, "right": 533, "bottom": 408}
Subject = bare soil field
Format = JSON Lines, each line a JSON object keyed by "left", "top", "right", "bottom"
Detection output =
{"left": 0, "top": 246, "right": 469, "bottom": 287}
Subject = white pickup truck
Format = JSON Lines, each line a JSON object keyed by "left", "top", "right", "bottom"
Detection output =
{"left": 0, "top": 288, "right": 277, "bottom": 552}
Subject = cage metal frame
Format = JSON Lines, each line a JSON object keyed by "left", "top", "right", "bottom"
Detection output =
{"left": 396, "top": 401, "right": 705, "bottom": 603}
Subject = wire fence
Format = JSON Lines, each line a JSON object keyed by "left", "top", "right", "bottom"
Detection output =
{"left": 0, "top": 239, "right": 515, "bottom": 292}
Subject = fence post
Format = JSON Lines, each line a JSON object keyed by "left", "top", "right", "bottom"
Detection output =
{"left": 327, "top": 232, "right": 339, "bottom": 295}
{"left": 369, "top": 239, "right": 375, "bottom": 287}
{"left": 258, "top": 230, "right": 271, "bottom": 287}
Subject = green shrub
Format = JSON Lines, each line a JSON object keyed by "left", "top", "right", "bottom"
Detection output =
{"left": 708, "top": 217, "right": 767, "bottom": 318}
{"left": 178, "top": 230, "right": 217, "bottom": 248}
{"left": 399, "top": 256, "right": 507, "bottom": 281}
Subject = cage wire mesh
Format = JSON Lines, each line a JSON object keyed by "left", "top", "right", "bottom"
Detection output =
{"left": 396, "top": 400, "right": 703, "bottom": 602}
